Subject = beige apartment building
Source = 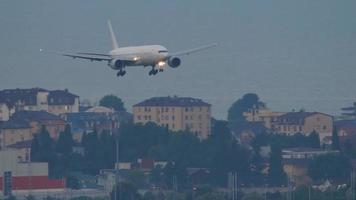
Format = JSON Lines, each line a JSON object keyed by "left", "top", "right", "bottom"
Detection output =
{"left": 271, "top": 112, "right": 333, "bottom": 142}
{"left": 133, "top": 96, "right": 211, "bottom": 139}
{"left": 0, "top": 121, "right": 32, "bottom": 149}
{"left": 243, "top": 106, "right": 285, "bottom": 129}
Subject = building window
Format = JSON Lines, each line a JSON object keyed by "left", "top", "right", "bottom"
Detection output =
{"left": 148, "top": 116, "right": 151, "bottom": 120}
{"left": 185, "top": 108, "right": 188, "bottom": 112}
{"left": 172, "top": 116, "right": 175, "bottom": 121}
{"left": 165, "top": 107, "right": 169, "bottom": 112}
{"left": 185, "top": 116, "right": 188, "bottom": 120}
{"left": 137, "top": 115, "right": 141, "bottom": 120}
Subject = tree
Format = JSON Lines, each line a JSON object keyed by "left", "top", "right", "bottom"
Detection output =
{"left": 332, "top": 127, "right": 340, "bottom": 150}
{"left": 242, "top": 192, "right": 264, "bottom": 200}
{"left": 268, "top": 144, "right": 287, "bottom": 186}
{"left": 56, "top": 124, "right": 73, "bottom": 156}
{"left": 228, "top": 93, "right": 264, "bottom": 122}
{"left": 308, "top": 131, "right": 320, "bottom": 148}
{"left": 99, "top": 94, "right": 126, "bottom": 112}
{"left": 308, "top": 153, "right": 351, "bottom": 181}
{"left": 111, "top": 182, "right": 142, "bottom": 200}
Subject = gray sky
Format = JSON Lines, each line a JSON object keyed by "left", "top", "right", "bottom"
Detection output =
{"left": 1, "top": 0, "right": 356, "bottom": 119}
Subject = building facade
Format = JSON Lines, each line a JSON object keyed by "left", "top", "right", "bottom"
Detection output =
{"left": 0, "top": 121, "right": 32, "bottom": 149}
{"left": 271, "top": 112, "right": 333, "bottom": 142}
{"left": 10, "top": 111, "right": 66, "bottom": 140}
{"left": 0, "top": 103, "right": 13, "bottom": 122}
{"left": 0, "top": 149, "right": 65, "bottom": 195}
{"left": 133, "top": 96, "right": 211, "bottom": 139}
{"left": 0, "top": 88, "right": 79, "bottom": 116}
{"left": 243, "top": 106, "right": 285, "bottom": 129}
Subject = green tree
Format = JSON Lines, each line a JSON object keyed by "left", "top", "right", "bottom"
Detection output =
{"left": 242, "top": 193, "right": 264, "bottom": 200}
{"left": 99, "top": 94, "right": 126, "bottom": 112}
{"left": 111, "top": 182, "right": 142, "bottom": 200}
{"left": 308, "top": 131, "right": 320, "bottom": 148}
{"left": 82, "top": 129, "right": 100, "bottom": 174}
{"left": 268, "top": 144, "right": 287, "bottom": 186}
{"left": 31, "top": 125, "right": 55, "bottom": 162}
{"left": 228, "top": 93, "right": 264, "bottom": 122}
{"left": 195, "top": 191, "right": 226, "bottom": 200}
{"left": 308, "top": 153, "right": 351, "bottom": 181}
{"left": 332, "top": 127, "right": 340, "bottom": 150}
{"left": 56, "top": 124, "right": 73, "bottom": 156}
{"left": 143, "top": 192, "right": 155, "bottom": 200}
{"left": 30, "top": 125, "right": 59, "bottom": 177}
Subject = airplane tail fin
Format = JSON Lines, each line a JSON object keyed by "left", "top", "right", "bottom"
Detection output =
{"left": 108, "top": 20, "right": 119, "bottom": 50}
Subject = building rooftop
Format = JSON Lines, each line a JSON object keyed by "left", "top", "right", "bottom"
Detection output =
{"left": 7, "top": 140, "right": 32, "bottom": 149}
{"left": 11, "top": 111, "right": 63, "bottom": 122}
{"left": 48, "top": 90, "right": 78, "bottom": 105}
{"left": 134, "top": 96, "right": 211, "bottom": 107}
{"left": 276, "top": 112, "right": 332, "bottom": 124}
{"left": 0, "top": 88, "right": 78, "bottom": 107}
{"left": 0, "top": 120, "right": 30, "bottom": 129}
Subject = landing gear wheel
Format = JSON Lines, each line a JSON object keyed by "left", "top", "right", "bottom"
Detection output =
{"left": 117, "top": 70, "right": 126, "bottom": 77}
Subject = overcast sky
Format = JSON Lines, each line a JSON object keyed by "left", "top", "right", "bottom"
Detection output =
{"left": 1, "top": 0, "right": 356, "bottom": 119}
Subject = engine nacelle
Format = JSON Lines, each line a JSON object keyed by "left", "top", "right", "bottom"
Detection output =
{"left": 168, "top": 57, "right": 181, "bottom": 68}
{"left": 109, "top": 59, "right": 124, "bottom": 70}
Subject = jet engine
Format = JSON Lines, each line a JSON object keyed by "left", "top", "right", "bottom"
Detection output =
{"left": 168, "top": 57, "right": 181, "bottom": 68}
{"left": 109, "top": 59, "right": 124, "bottom": 70}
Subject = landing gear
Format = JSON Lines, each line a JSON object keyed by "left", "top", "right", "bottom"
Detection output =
{"left": 116, "top": 70, "right": 126, "bottom": 77}
{"left": 149, "top": 69, "right": 158, "bottom": 76}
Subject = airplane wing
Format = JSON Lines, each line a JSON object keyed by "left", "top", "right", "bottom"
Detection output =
{"left": 62, "top": 52, "right": 112, "bottom": 61}
{"left": 168, "top": 43, "right": 218, "bottom": 57}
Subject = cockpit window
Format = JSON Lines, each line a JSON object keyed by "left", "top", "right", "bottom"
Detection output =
{"left": 158, "top": 50, "right": 168, "bottom": 53}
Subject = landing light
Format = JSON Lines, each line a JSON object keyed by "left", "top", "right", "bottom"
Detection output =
{"left": 133, "top": 57, "right": 140, "bottom": 61}
{"left": 158, "top": 61, "right": 166, "bottom": 67}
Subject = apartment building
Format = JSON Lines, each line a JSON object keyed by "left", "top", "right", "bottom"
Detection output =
{"left": 243, "top": 105, "right": 285, "bottom": 129}
{"left": 0, "top": 121, "right": 32, "bottom": 149}
{"left": 0, "top": 88, "right": 79, "bottom": 117}
{"left": 271, "top": 112, "right": 333, "bottom": 141}
{"left": 133, "top": 96, "right": 211, "bottom": 139}
{"left": 10, "top": 111, "right": 66, "bottom": 140}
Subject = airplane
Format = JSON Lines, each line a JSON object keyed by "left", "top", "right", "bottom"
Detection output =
{"left": 54, "top": 21, "right": 217, "bottom": 77}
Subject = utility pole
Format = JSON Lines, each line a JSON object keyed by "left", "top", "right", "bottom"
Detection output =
{"left": 228, "top": 172, "right": 238, "bottom": 200}
{"left": 351, "top": 169, "right": 356, "bottom": 200}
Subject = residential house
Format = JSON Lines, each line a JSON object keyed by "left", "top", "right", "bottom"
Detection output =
{"left": 271, "top": 112, "right": 333, "bottom": 142}
{"left": 0, "top": 102, "right": 14, "bottom": 121}
{"left": 0, "top": 121, "right": 32, "bottom": 149}
{"left": 10, "top": 111, "right": 66, "bottom": 140}
{"left": 243, "top": 105, "right": 285, "bottom": 129}
{"left": 61, "top": 110, "right": 131, "bottom": 142}
{"left": 0, "top": 88, "right": 79, "bottom": 116}
{"left": 133, "top": 96, "right": 211, "bottom": 139}
{"left": 6, "top": 140, "right": 32, "bottom": 162}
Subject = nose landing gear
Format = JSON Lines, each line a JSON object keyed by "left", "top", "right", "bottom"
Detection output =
{"left": 117, "top": 70, "right": 126, "bottom": 77}
{"left": 149, "top": 69, "right": 158, "bottom": 76}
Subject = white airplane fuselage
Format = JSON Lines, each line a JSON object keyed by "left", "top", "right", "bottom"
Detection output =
{"left": 109, "top": 45, "right": 168, "bottom": 67}
{"left": 59, "top": 20, "right": 216, "bottom": 77}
